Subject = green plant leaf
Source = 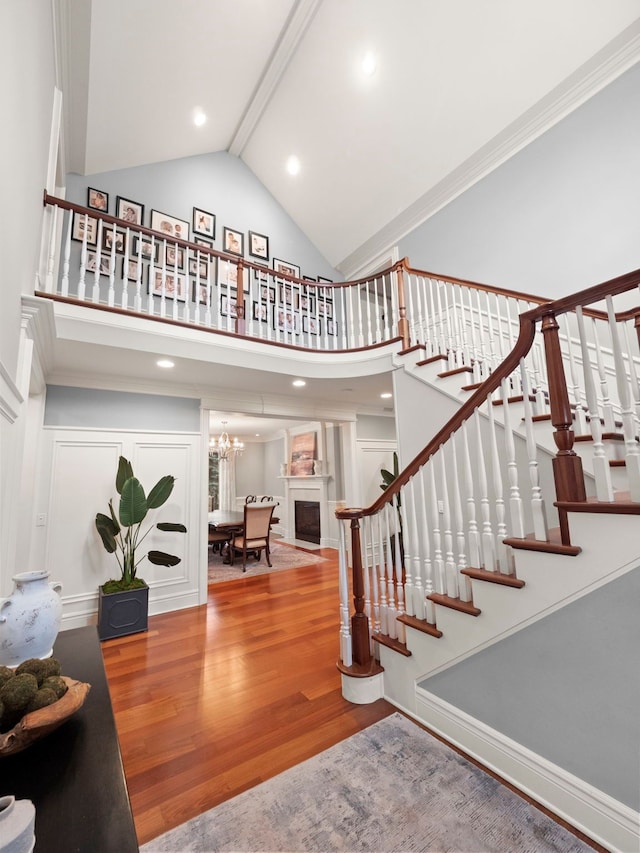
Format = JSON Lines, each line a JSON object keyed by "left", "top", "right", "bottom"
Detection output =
{"left": 116, "top": 456, "right": 134, "bottom": 494}
{"left": 119, "top": 477, "right": 147, "bottom": 526}
{"left": 147, "top": 475, "right": 175, "bottom": 509}
{"left": 156, "top": 522, "right": 187, "bottom": 532}
{"left": 95, "top": 513, "right": 118, "bottom": 553}
{"left": 147, "top": 550, "right": 181, "bottom": 566}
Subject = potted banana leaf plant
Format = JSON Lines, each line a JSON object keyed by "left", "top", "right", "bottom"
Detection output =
{"left": 95, "top": 456, "right": 187, "bottom": 640}
{"left": 380, "top": 451, "right": 404, "bottom": 567}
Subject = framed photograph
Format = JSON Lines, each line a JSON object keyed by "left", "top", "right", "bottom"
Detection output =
{"left": 193, "top": 207, "right": 216, "bottom": 239}
{"left": 317, "top": 298, "right": 333, "bottom": 318}
{"left": 116, "top": 196, "right": 144, "bottom": 226}
{"left": 148, "top": 268, "right": 187, "bottom": 301}
{"left": 194, "top": 237, "right": 213, "bottom": 249}
{"left": 260, "top": 284, "right": 276, "bottom": 303}
{"left": 72, "top": 212, "right": 98, "bottom": 245}
{"left": 87, "top": 187, "right": 108, "bottom": 212}
{"left": 273, "top": 258, "right": 300, "bottom": 279}
{"left": 303, "top": 315, "right": 320, "bottom": 335}
{"left": 101, "top": 227, "right": 126, "bottom": 254}
{"left": 295, "top": 292, "right": 315, "bottom": 312}
{"left": 123, "top": 257, "right": 142, "bottom": 282}
{"left": 327, "top": 318, "right": 338, "bottom": 336}
{"left": 193, "top": 282, "right": 212, "bottom": 305}
{"left": 165, "top": 243, "right": 185, "bottom": 270}
{"left": 150, "top": 209, "right": 190, "bottom": 243}
{"left": 223, "top": 226, "right": 244, "bottom": 257}
{"left": 220, "top": 291, "right": 238, "bottom": 318}
{"left": 86, "top": 251, "right": 112, "bottom": 276}
{"left": 189, "top": 256, "right": 212, "bottom": 279}
{"left": 279, "top": 283, "right": 295, "bottom": 305}
{"left": 218, "top": 257, "right": 238, "bottom": 288}
{"left": 274, "top": 306, "right": 300, "bottom": 334}
{"left": 248, "top": 230, "right": 269, "bottom": 260}
{"left": 133, "top": 235, "right": 159, "bottom": 263}
{"left": 289, "top": 431, "right": 317, "bottom": 476}
{"left": 252, "top": 301, "right": 268, "bottom": 322}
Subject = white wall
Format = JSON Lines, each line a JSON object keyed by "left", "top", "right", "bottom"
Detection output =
{"left": 399, "top": 62, "right": 640, "bottom": 298}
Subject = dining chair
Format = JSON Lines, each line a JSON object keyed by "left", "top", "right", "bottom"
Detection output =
{"left": 260, "top": 495, "right": 273, "bottom": 502}
{"left": 208, "top": 524, "right": 231, "bottom": 554}
{"left": 229, "top": 503, "right": 276, "bottom": 571}
{"left": 245, "top": 494, "right": 257, "bottom": 504}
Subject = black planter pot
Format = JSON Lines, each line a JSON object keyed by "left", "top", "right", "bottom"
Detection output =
{"left": 98, "top": 584, "right": 149, "bottom": 640}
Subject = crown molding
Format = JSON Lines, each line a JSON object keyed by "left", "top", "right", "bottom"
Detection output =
{"left": 228, "top": 0, "right": 322, "bottom": 156}
{"left": 338, "top": 19, "right": 640, "bottom": 279}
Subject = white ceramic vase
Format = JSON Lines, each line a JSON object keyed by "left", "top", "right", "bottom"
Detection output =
{"left": 0, "top": 795, "right": 36, "bottom": 853}
{"left": 0, "top": 571, "right": 63, "bottom": 668}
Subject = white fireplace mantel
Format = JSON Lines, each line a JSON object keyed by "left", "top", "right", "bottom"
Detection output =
{"left": 279, "top": 475, "right": 332, "bottom": 545}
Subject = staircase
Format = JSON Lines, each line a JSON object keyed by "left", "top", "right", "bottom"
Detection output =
{"left": 336, "top": 267, "right": 640, "bottom": 853}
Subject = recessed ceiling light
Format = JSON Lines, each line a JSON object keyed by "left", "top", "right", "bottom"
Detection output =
{"left": 157, "top": 359, "right": 174, "bottom": 369}
{"left": 286, "top": 155, "right": 301, "bottom": 176}
{"left": 292, "top": 379, "right": 306, "bottom": 387}
{"left": 380, "top": 392, "right": 392, "bottom": 399}
{"left": 193, "top": 108, "right": 207, "bottom": 127}
{"left": 362, "top": 51, "right": 377, "bottom": 76}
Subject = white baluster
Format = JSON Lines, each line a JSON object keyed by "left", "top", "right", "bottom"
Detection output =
{"left": 392, "top": 494, "right": 405, "bottom": 644}
{"left": 60, "top": 211, "right": 72, "bottom": 297}
{"left": 487, "top": 392, "right": 510, "bottom": 573}
{"left": 563, "top": 314, "right": 588, "bottom": 435}
{"left": 606, "top": 296, "right": 640, "bottom": 499}
{"left": 146, "top": 238, "right": 155, "bottom": 314}
{"left": 575, "top": 309, "right": 613, "bottom": 502}
{"left": 45, "top": 204, "right": 59, "bottom": 293}
{"left": 592, "top": 315, "right": 616, "bottom": 432}
{"left": 520, "top": 358, "right": 550, "bottom": 537}
{"left": 92, "top": 219, "right": 103, "bottom": 303}
{"left": 501, "top": 377, "right": 525, "bottom": 539}
{"left": 376, "top": 512, "right": 388, "bottom": 635}
{"left": 134, "top": 234, "right": 142, "bottom": 313}
{"left": 384, "top": 503, "right": 398, "bottom": 639}
{"left": 107, "top": 223, "right": 116, "bottom": 307}
{"left": 450, "top": 432, "right": 471, "bottom": 601}
{"left": 121, "top": 228, "right": 130, "bottom": 310}
{"left": 360, "top": 515, "right": 373, "bottom": 654}
{"left": 407, "top": 477, "right": 424, "bottom": 618}
{"left": 461, "top": 418, "right": 481, "bottom": 566}
{"left": 77, "top": 219, "right": 87, "bottom": 302}
{"left": 429, "top": 463, "right": 445, "bottom": 593}
{"left": 418, "top": 466, "right": 435, "bottom": 623}
{"left": 365, "top": 516, "right": 381, "bottom": 641}
{"left": 338, "top": 520, "right": 352, "bottom": 667}
{"left": 467, "top": 286, "right": 482, "bottom": 383}
{"left": 435, "top": 279, "right": 447, "bottom": 358}
{"left": 475, "top": 407, "right": 496, "bottom": 570}
{"left": 439, "top": 447, "right": 458, "bottom": 598}
{"left": 623, "top": 320, "right": 640, "bottom": 421}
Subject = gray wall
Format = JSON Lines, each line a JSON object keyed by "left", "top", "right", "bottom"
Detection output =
{"left": 66, "top": 151, "right": 339, "bottom": 284}
{"left": 419, "top": 567, "right": 640, "bottom": 811}
{"left": 235, "top": 443, "right": 265, "bottom": 497}
{"left": 356, "top": 414, "right": 396, "bottom": 440}
{"left": 399, "top": 63, "right": 640, "bottom": 298}
{"left": 44, "top": 386, "right": 200, "bottom": 432}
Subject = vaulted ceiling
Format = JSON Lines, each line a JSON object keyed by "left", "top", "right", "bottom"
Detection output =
{"left": 60, "top": 0, "right": 640, "bottom": 277}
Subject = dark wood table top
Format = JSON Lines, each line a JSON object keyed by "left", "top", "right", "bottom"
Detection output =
{"left": 208, "top": 508, "right": 279, "bottom": 530}
{"left": 1, "top": 626, "right": 138, "bottom": 852}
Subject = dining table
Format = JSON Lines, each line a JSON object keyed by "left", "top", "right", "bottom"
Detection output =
{"left": 208, "top": 508, "right": 280, "bottom": 563}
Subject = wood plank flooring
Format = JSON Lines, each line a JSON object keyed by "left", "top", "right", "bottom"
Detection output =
{"left": 101, "top": 548, "right": 394, "bottom": 846}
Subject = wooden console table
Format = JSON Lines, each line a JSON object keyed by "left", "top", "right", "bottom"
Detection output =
{"left": 1, "top": 626, "right": 138, "bottom": 852}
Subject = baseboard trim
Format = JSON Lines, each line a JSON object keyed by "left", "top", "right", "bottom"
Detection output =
{"left": 409, "top": 689, "right": 639, "bottom": 853}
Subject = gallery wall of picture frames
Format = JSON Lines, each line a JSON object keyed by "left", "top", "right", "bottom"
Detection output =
{"left": 74, "top": 187, "right": 336, "bottom": 316}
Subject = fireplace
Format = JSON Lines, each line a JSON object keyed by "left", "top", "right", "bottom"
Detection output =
{"left": 295, "top": 500, "right": 321, "bottom": 544}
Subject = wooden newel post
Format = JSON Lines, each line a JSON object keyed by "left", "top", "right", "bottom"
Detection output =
{"left": 396, "top": 265, "right": 411, "bottom": 351}
{"left": 349, "top": 516, "right": 372, "bottom": 668}
{"left": 235, "top": 260, "right": 245, "bottom": 335}
{"left": 541, "top": 312, "right": 586, "bottom": 543}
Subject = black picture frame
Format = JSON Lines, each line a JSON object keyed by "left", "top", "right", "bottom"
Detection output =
{"left": 86, "top": 250, "right": 112, "bottom": 276}
{"left": 150, "top": 209, "right": 190, "bottom": 243}
{"left": 72, "top": 212, "right": 98, "bottom": 245}
{"left": 193, "top": 282, "right": 212, "bottom": 305}
{"left": 122, "top": 257, "right": 142, "bottom": 282}
{"left": 274, "top": 305, "right": 300, "bottom": 334}
{"left": 148, "top": 268, "right": 187, "bottom": 301}
{"left": 164, "top": 243, "right": 185, "bottom": 271}
{"left": 218, "top": 257, "right": 238, "bottom": 288}
{"left": 194, "top": 237, "right": 213, "bottom": 249}
{"left": 133, "top": 235, "right": 159, "bottom": 263}
{"left": 279, "top": 283, "right": 295, "bottom": 305}
{"left": 116, "top": 196, "right": 144, "bottom": 226}
{"left": 260, "top": 284, "right": 276, "bottom": 303}
{"left": 317, "top": 298, "right": 333, "bottom": 319}
{"left": 295, "top": 292, "right": 315, "bottom": 312}
{"left": 220, "top": 291, "right": 238, "bottom": 318}
{"left": 273, "top": 258, "right": 300, "bottom": 279}
{"left": 87, "top": 187, "right": 109, "bottom": 212}
{"left": 189, "top": 256, "right": 212, "bottom": 279}
{"left": 303, "top": 315, "right": 321, "bottom": 335}
{"left": 248, "top": 230, "right": 269, "bottom": 260}
{"left": 252, "top": 301, "right": 268, "bottom": 322}
{"left": 327, "top": 318, "right": 338, "bottom": 336}
{"left": 193, "top": 207, "right": 216, "bottom": 239}
{"left": 101, "top": 227, "right": 126, "bottom": 254}
{"left": 223, "top": 226, "right": 244, "bottom": 257}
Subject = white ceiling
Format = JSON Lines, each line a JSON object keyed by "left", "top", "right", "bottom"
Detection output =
{"left": 61, "top": 0, "right": 640, "bottom": 274}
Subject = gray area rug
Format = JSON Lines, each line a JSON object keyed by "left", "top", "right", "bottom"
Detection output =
{"left": 208, "top": 541, "right": 327, "bottom": 583}
{"left": 141, "top": 712, "right": 592, "bottom": 852}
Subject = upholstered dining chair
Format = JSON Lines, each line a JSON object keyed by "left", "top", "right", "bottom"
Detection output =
{"left": 229, "top": 503, "right": 276, "bottom": 571}
{"left": 208, "top": 524, "right": 231, "bottom": 554}
{"left": 245, "top": 494, "right": 257, "bottom": 504}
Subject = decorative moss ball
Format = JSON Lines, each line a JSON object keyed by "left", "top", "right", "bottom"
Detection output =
{"left": 0, "top": 666, "right": 14, "bottom": 688}
{"left": 15, "top": 657, "right": 62, "bottom": 686}
{"left": 26, "top": 687, "right": 59, "bottom": 713}
{"left": 0, "top": 672, "right": 38, "bottom": 712}
{"left": 41, "top": 676, "right": 68, "bottom": 700}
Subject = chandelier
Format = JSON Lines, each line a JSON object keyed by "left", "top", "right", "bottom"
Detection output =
{"left": 211, "top": 421, "right": 244, "bottom": 460}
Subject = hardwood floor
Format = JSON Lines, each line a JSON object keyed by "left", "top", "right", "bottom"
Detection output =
{"left": 101, "top": 547, "right": 394, "bottom": 846}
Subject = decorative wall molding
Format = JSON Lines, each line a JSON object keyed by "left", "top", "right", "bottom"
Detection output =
{"left": 339, "top": 19, "right": 640, "bottom": 278}
{"left": 0, "top": 361, "right": 23, "bottom": 424}
{"left": 411, "top": 689, "right": 639, "bottom": 853}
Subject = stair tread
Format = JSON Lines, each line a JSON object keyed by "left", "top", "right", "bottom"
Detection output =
{"left": 416, "top": 354, "right": 448, "bottom": 367}
{"left": 437, "top": 365, "right": 473, "bottom": 379}
{"left": 503, "top": 527, "right": 581, "bottom": 556}
{"left": 493, "top": 394, "right": 536, "bottom": 406}
{"left": 461, "top": 382, "right": 482, "bottom": 391}
{"left": 426, "top": 592, "right": 481, "bottom": 616}
{"left": 372, "top": 632, "right": 412, "bottom": 656}
{"left": 555, "top": 493, "right": 640, "bottom": 514}
{"left": 397, "top": 613, "right": 443, "bottom": 638}
{"left": 461, "top": 566, "right": 525, "bottom": 588}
